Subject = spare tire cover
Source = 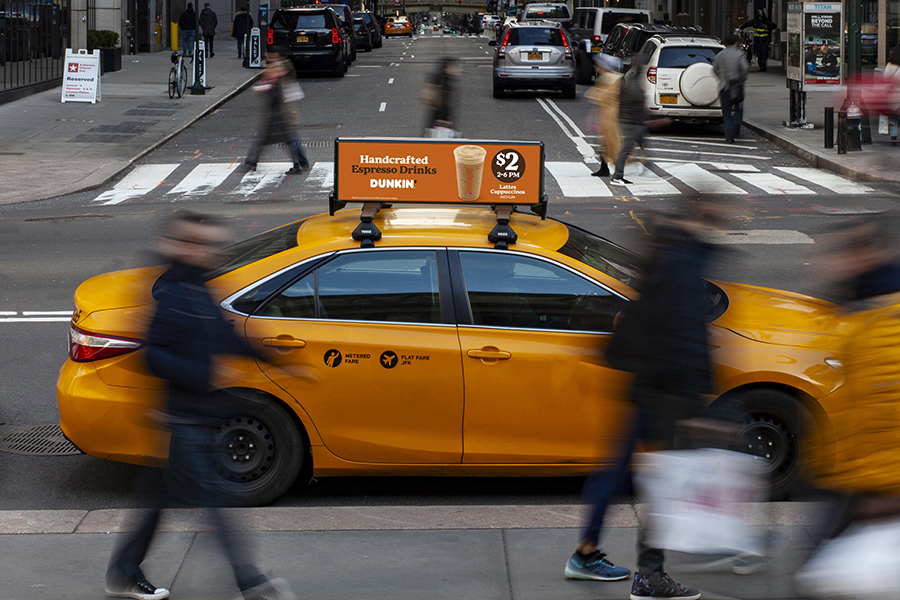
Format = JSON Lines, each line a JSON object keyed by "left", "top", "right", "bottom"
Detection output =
{"left": 679, "top": 62, "right": 719, "bottom": 106}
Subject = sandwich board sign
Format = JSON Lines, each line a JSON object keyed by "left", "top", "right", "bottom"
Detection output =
{"left": 62, "top": 49, "right": 101, "bottom": 103}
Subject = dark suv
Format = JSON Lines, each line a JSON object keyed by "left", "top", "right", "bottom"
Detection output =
{"left": 605, "top": 24, "right": 699, "bottom": 71}
{"left": 308, "top": 3, "right": 357, "bottom": 61}
{"left": 353, "top": 11, "right": 382, "bottom": 48}
{"left": 268, "top": 7, "right": 349, "bottom": 77}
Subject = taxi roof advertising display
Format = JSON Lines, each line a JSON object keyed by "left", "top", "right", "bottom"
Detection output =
{"left": 333, "top": 138, "right": 545, "bottom": 207}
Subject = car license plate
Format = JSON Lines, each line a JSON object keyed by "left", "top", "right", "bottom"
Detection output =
{"left": 659, "top": 94, "right": 678, "bottom": 104}
{"left": 591, "top": 46, "right": 603, "bottom": 53}
{"left": 528, "top": 52, "right": 542, "bottom": 60}
{"left": 296, "top": 35, "right": 308, "bottom": 42}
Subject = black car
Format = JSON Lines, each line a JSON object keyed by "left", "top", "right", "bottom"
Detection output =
{"left": 353, "top": 11, "right": 382, "bottom": 48}
{"left": 305, "top": 3, "right": 357, "bottom": 62}
{"left": 608, "top": 24, "right": 702, "bottom": 71}
{"left": 353, "top": 17, "right": 373, "bottom": 52}
{"left": 268, "top": 7, "right": 349, "bottom": 77}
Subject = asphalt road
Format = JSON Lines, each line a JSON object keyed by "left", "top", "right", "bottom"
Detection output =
{"left": 1, "top": 32, "right": 899, "bottom": 510}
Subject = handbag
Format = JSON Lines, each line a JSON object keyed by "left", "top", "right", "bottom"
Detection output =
{"left": 283, "top": 81, "right": 304, "bottom": 103}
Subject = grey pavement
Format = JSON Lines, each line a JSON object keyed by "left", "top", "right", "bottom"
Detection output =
{"left": 0, "top": 503, "right": 825, "bottom": 600}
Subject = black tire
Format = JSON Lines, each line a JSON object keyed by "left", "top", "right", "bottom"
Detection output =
{"left": 168, "top": 66, "right": 177, "bottom": 99}
{"left": 728, "top": 388, "right": 818, "bottom": 500}
{"left": 576, "top": 50, "right": 594, "bottom": 85}
{"left": 333, "top": 57, "right": 345, "bottom": 77}
{"left": 178, "top": 65, "right": 187, "bottom": 98}
{"left": 563, "top": 84, "right": 577, "bottom": 99}
{"left": 207, "top": 390, "right": 305, "bottom": 506}
{"left": 493, "top": 83, "right": 504, "bottom": 98}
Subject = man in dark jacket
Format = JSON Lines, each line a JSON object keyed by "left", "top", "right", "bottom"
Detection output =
{"left": 178, "top": 2, "right": 197, "bottom": 56}
{"left": 610, "top": 66, "right": 648, "bottom": 186}
{"left": 740, "top": 9, "right": 778, "bottom": 71}
{"left": 232, "top": 5, "right": 253, "bottom": 58}
{"left": 713, "top": 34, "right": 750, "bottom": 143}
{"left": 199, "top": 2, "right": 218, "bottom": 57}
{"left": 105, "top": 211, "right": 297, "bottom": 600}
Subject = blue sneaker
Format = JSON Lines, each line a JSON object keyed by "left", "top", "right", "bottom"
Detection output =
{"left": 630, "top": 572, "right": 700, "bottom": 600}
{"left": 564, "top": 550, "right": 631, "bottom": 581}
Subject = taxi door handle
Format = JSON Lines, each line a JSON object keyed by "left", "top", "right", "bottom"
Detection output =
{"left": 466, "top": 349, "right": 511, "bottom": 360}
{"left": 263, "top": 336, "right": 307, "bottom": 348}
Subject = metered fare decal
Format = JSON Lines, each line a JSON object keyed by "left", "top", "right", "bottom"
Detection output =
{"left": 334, "top": 139, "right": 543, "bottom": 205}
{"left": 323, "top": 349, "right": 429, "bottom": 369}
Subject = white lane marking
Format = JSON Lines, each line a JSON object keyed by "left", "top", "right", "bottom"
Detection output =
{"left": 94, "top": 164, "right": 179, "bottom": 205}
{"left": 0, "top": 311, "right": 17, "bottom": 316}
{"left": 653, "top": 136, "right": 759, "bottom": 150}
{"left": 708, "top": 230, "right": 815, "bottom": 245}
{"left": 621, "top": 164, "right": 679, "bottom": 196}
{"left": 379, "top": 102, "right": 387, "bottom": 112}
{"left": 388, "top": 78, "right": 394, "bottom": 84}
{"left": 535, "top": 98, "right": 595, "bottom": 162}
{"left": 543, "top": 98, "right": 587, "bottom": 137}
{"left": 732, "top": 173, "right": 815, "bottom": 195}
{"left": 0, "top": 317, "right": 72, "bottom": 322}
{"left": 229, "top": 163, "right": 288, "bottom": 196}
{"left": 23, "top": 311, "right": 73, "bottom": 316}
{"left": 546, "top": 162, "right": 613, "bottom": 197}
{"left": 655, "top": 162, "right": 747, "bottom": 194}
{"left": 305, "top": 162, "right": 334, "bottom": 189}
{"left": 646, "top": 147, "right": 771, "bottom": 160}
{"left": 167, "top": 163, "right": 239, "bottom": 197}
{"left": 774, "top": 167, "right": 876, "bottom": 194}
{"left": 707, "top": 163, "right": 759, "bottom": 171}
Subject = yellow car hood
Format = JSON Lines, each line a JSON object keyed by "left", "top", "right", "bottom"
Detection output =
{"left": 713, "top": 281, "right": 842, "bottom": 350}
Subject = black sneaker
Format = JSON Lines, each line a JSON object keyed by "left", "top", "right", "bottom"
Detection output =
{"left": 630, "top": 572, "right": 700, "bottom": 600}
{"left": 592, "top": 162, "right": 610, "bottom": 177}
{"left": 610, "top": 177, "right": 632, "bottom": 185}
{"left": 105, "top": 577, "right": 169, "bottom": 600}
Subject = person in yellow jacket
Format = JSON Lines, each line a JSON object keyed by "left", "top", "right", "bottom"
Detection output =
{"left": 584, "top": 53, "right": 622, "bottom": 178}
{"left": 739, "top": 9, "right": 778, "bottom": 72}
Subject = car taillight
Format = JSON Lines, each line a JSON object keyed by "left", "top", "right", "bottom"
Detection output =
{"left": 267, "top": 29, "right": 273, "bottom": 45}
{"left": 593, "top": 35, "right": 600, "bottom": 43}
{"left": 69, "top": 324, "right": 144, "bottom": 362}
{"left": 498, "top": 29, "right": 511, "bottom": 58}
{"left": 332, "top": 27, "right": 340, "bottom": 44}
{"left": 647, "top": 66, "right": 657, "bottom": 84}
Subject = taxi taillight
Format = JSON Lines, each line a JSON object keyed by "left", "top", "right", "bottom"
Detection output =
{"left": 332, "top": 27, "right": 340, "bottom": 44}
{"left": 69, "top": 324, "right": 144, "bottom": 362}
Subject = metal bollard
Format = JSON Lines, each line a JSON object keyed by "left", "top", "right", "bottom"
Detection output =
{"left": 824, "top": 107, "right": 834, "bottom": 148}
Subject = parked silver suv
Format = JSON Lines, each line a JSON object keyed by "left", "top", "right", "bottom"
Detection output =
{"left": 490, "top": 20, "right": 577, "bottom": 99}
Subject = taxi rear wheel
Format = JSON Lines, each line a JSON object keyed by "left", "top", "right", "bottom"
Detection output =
{"left": 207, "top": 390, "right": 304, "bottom": 506}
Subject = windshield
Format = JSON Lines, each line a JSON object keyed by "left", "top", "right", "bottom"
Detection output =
{"left": 557, "top": 224, "right": 643, "bottom": 287}
{"left": 272, "top": 12, "right": 330, "bottom": 30}
{"left": 525, "top": 6, "right": 569, "bottom": 19}
{"left": 205, "top": 219, "right": 306, "bottom": 281}
{"left": 508, "top": 27, "right": 566, "bottom": 46}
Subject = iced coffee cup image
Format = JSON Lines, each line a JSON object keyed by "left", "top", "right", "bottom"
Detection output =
{"left": 453, "top": 145, "right": 487, "bottom": 201}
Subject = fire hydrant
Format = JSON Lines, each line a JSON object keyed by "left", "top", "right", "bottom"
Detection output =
{"left": 838, "top": 102, "right": 863, "bottom": 154}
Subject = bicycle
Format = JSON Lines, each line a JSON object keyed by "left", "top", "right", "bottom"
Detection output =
{"left": 168, "top": 51, "right": 188, "bottom": 99}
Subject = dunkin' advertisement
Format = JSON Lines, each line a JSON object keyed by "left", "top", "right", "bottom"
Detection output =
{"left": 334, "top": 139, "right": 544, "bottom": 205}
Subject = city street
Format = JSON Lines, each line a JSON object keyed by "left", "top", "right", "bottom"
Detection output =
{"left": 1, "top": 31, "right": 900, "bottom": 513}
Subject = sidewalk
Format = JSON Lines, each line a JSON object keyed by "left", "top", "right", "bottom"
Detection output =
{"left": 0, "top": 45, "right": 260, "bottom": 205}
{"left": 0, "top": 503, "right": 824, "bottom": 600}
{"left": 743, "top": 62, "right": 900, "bottom": 185}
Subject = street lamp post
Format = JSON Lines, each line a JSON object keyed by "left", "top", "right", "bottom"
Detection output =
{"left": 191, "top": 7, "right": 205, "bottom": 95}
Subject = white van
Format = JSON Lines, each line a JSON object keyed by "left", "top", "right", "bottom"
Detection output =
{"left": 569, "top": 7, "right": 652, "bottom": 83}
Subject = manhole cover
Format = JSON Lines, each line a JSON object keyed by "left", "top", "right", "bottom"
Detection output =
{"left": 0, "top": 424, "right": 82, "bottom": 456}
{"left": 25, "top": 215, "right": 114, "bottom": 223}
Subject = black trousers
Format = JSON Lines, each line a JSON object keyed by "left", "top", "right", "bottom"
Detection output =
{"left": 204, "top": 33, "right": 214, "bottom": 55}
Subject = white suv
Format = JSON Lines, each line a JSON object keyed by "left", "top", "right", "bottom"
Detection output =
{"left": 638, "top": 34, "right": 724, "bottom": 122}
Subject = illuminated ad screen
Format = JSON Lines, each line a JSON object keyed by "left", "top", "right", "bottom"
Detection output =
{"left": 333, "top": 138, "right": 545, "bottom": 206}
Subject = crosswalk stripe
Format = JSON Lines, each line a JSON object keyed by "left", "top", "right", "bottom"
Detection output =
{"left": 229, "top": 163, "right": 288, "bottom": 196}
{"left": 732, "top": 173, "right": 816, "bottom": 195}
{"left": 655, "top": 162, "right": 747, "bottom": 195}
{"left": 167, "top": 163, "right": 240, "bottom": 197}
{"left": 305, "top": 162, "right": 335, "bottom": 190}
{"left": 774, "top": 167, "right": 876, "bottom": 194}
{"left": 621, "top": 164, "right": 679, "bottom": 196}
{"left": 94, "top": 164, "right": 179, "bottom": 205}
{"left": 546, "top": 162, "right": 612, "bottom": 197}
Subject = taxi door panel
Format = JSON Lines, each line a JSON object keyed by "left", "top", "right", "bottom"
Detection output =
{"left": 244, "top": 249, "right": 463, "bottom": 464}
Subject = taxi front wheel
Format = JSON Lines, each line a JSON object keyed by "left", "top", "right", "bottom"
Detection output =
{"left": 207, "top": 390, "right": 305, "bottom": 506}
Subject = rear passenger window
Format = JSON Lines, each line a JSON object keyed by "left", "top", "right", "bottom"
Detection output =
{"left": 657, "top": 47, "right": 720, "bottom": 68}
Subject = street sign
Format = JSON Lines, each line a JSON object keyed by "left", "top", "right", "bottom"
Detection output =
{"left": 61, "top": 49, "right": 101, "bottom": 104}
{"left": 249, "top": 27, "right": 262, "bottom": 68}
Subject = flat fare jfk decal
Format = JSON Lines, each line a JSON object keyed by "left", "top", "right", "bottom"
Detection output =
{"left": 323, "top": 350, "right": 430, "bottom": 369}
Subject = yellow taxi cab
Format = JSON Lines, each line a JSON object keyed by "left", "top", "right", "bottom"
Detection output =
{"left": 57, "top": 138, "right": 844, "bottom": 506}
{"left": 384, "top": 16, "right": 412, "bottom": 37}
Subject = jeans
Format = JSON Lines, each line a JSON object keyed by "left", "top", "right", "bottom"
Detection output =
{"left": 182, "top": 30, "right": 196, "bottom": 57}
{"left": 720, "top": 87, "right": 743, "bottom": 142}
{"left": 237, "top": 35, "right": 245, "bottom": 57}
{"left": 613, "top": 122, "right": 645, "bottom": 179}
{"left": 108, "top": 422, "right": 266, "bottom": 591}
{"left": 580, "top": 408, "right": 664, "bottom": 574}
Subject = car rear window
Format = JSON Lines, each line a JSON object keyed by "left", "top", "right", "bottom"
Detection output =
{"left": 272, "top": 11, "right": 330, "bottom": 30}
{"left": 601, "top": 12, "right": 649, "bottom": 34}
{"left": 507, "top": 27, "right": 565, "bottom": 47}
{"left": 205, "top": 219, "right": 306, "bottom": 281}
{"left": 525, "top": 6, "right": 569, "bottom": 19}
{"left": 657, "top": 46, "right": 720, "bottom": 68}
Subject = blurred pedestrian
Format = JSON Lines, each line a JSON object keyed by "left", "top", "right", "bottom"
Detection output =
{"left": 610, "top": 65, "right": 648, "bottom": 186}
{"left": 199, "top": 2, "right": 218, "bottom": 57}
{"left": 420, "top": 56, "right": 461, "bottom": 136}
{"left": 232, "top": 5, "right": 254, "bottom": 58}
{"left": 179, "top": 2, "right": 198, "bottom": 57}
{"left": 584, "top": 53, "right": 622, "bottom": 178}
{"left": 713, "top": 34, "right": 750, "bottom": 144}
{"left": 106, "top": 210, "right": 296, "bottom": 600}
{"left": 244, "top": 54, "right": 309, "bottom": 175}
{"left": 565, "top": 200, "right": 728, "bottom": 600}
{"left": 739, "top": 9, "right": 778, "bottom": 72}
{"left": 883, "top": 43, "right": 900, "bottom": 145}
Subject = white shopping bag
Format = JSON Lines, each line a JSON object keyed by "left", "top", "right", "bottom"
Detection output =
{"left": 426, "top": 126, "right": 460, "bottom": 138}
{"left": 634, "top": 449, "right": 767, "bottom": 555}
{"left": 795, "top": 517, "right": 900, "bottom": 599}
